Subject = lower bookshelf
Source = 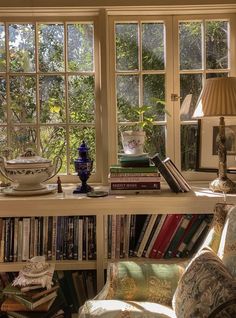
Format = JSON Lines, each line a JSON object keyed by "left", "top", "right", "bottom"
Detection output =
{"left": 0, "top": 183, "right": 236, "bottom": 295}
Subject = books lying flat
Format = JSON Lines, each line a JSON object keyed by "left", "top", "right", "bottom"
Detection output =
{"left": 109, "top": 189, "right": 161, "bottom": 195}
{"left": 110, "top": 182, "right": 160, "bottom": 190}
{"left": 13, "top": 290, "right": 58, "bottom": 310}
{"left": 1, "top": 296, "right": 56, "bottom": 312}
{"left": 109, "top": 165, "right": 158, "bottom": 174}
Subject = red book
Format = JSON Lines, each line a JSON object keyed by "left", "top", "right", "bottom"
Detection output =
{"left": 149, "top": 214, "right": 182, "bottom": 259}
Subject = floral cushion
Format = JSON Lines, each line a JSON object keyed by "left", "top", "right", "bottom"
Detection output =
{"left": 79, "top": 300, "right": 176, "bottom": 318}
{"left": 200, "top": 203, "right": 232, "bottom": 253}
{"left": 172, "top": 248, "right": 236, "bottom": 318}
{"left": 104, "top": 261, "right": 184, "bottom": 307}
{"left": 218, "top": 205, "right": 236, "bottom": 277}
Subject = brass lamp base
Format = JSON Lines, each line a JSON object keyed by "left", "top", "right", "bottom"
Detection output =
{"left": 209, "top": 176, "right": 236, "bottom": 194}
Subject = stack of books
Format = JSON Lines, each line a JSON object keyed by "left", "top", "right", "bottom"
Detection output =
{"left": 109, "top": 154, "right": 161, "bottom": 194}
{"left": 0, "top": 283, "right": 65, "bottom": 318}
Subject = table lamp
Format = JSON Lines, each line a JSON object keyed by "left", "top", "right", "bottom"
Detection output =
{"left": 192, "top": 77, "right": 236, "bottom": 193}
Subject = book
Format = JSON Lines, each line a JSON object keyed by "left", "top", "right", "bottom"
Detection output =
{"left": 142, "top": 215, "right": 162, "bottom": 257}
{"left": 109, "top": 172, "right": 159, "bottom": 177}
{"left": 119, "top": 154, "right": 150, "bottom": 167}
{"left": 150, "top": 214, "right": 183, "bottom": 259}
{"left": 1, "top": 296, "right": 56, "bottom": 312}
{"left": 110, "top": 182, "right": 160, "bottom": 190}
{"left": 109, "top": 189, "right": 161, "bottom": 195}
{"left": 150, "top": 154, "right": 183, "bottom": 193}
{"left": 145, "top": 214, "right": 167, "bottom": 258}
{"left": 175, "top": 214, "right": 206, "bottom": 257}
{"left": 164, "top": 214, "right": 193, "bottom": 258}
{"left": 109, "top": 165, "right": 158, "bottom": 174}
{"left": 13, "top": 290, "right": 58, "bottom": 310}
{"left": 133, "top": 214, "right": 152, "bottom": 256}
{"left": 163, "top": 158, "right": 191, "bottom": 192}
{"left": 108, "top": 176, "right": 161, "bottom": 183}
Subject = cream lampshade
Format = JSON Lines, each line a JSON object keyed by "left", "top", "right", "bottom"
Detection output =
{"left": 193, "top": 77, "right": 236, "bottom": 193}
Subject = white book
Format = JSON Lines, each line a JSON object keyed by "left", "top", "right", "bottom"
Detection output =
{"left": 136, "top": 214, "right": 159, "bottom": 257}
{"left": 145, "top": 214, "right": 167, "bottom": 258}
{"left": 22, "top": 218, "right": 30, "bottom": 261}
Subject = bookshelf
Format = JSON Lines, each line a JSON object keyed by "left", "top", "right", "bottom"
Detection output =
{"left": 0, "top": 182, "right": 236, "bottom": 293}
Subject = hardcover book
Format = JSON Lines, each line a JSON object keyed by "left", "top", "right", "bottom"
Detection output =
{"left": 110, "top": 182, "right": 160, "bottom": 190}
{"left": 109, "top": 165, "right": 158, "bottom": 174}
{"left": 150, "top": 154, "right": 182, "bottom": 193}
{"left": 150, "top": 214, "right": 183, "bottom": 259}
{"left": 1, "top": 296, "right": 56, "bottom": 312}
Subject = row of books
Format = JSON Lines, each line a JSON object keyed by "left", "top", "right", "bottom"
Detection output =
{"left": 104, "top": 213, "right": 213, "bottom": 259}
{"left": 109, "top": 161, "right": 161, "bottom": 195}
{"left": 0, "top": 270, "right": 96, "bottom": 316}
{"left": 0, "top": 216, "right": 96, "bottom": 263}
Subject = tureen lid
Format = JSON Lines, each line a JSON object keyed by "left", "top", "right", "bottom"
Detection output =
{"left": 7, "top": 148, "right": 51, "bottom": 165}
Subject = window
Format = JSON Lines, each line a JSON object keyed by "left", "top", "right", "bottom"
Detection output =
{"left": 0, "top": 18, "right": 101, "bottom": 182}
{"left": 1, "top": 9, "right": 236, "bottom": 183}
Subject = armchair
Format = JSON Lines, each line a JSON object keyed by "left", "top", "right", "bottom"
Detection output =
{"left": 79, "top": 203, "right": 236, "bottom": 318}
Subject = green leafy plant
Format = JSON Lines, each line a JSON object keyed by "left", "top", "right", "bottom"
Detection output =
{"left": 132, "top": 98, "right": 170, "bottom": 131}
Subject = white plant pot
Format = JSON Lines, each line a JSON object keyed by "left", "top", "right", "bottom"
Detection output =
{"left": 121, "top": 130, "right": 146, "bottom": 155}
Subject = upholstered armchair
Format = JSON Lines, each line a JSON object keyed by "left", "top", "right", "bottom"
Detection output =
{"left": 79, "top": 203, "right": 236, "bottom": 318}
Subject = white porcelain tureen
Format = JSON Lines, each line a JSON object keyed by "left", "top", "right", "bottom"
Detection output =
{"left": 0, "top": 148, "right": 62, "bottom": 191}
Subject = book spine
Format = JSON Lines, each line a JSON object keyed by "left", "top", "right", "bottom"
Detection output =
{"left": 110, "top": 172, "right": 159, "bottom": 177}
{"left": 17, "top": 218, "right": 23, "bottom": 262}
{"left": 9, "top": 218, "right": 14, "bottom": 262}
{"left": 165, "top": 159, "right": 191, "bottom": 191}
{"left": 134, "top": 214, "right": 152, "bottom": 256}
{"left": 67, "top": 216, "right": 74, "bottom": 260}
{"left": 151, "top": 154, "right": 182, "bottom": 193}
{"left": 136, "top": 214, "right": 158, "bottom": 257}
{"left": 29, "top": 217, "right": 35, "bottom": 259}
{"left": 109, "top": 176, "right": 161, "bottom": 183}
{"left": 154, "top": 214, "right": 183, "bottom": 259}
{"left": 145, "top": 214, "right": 167, "bottom": 258}
{"left": 22, "top": 218, "right": 30, "bottom": 261}
{"left": 104, "top": 215, "right": 108, "bottom": 259}
{"left": 52, "top": 216, "right": 57, "bottom": 260}
{"left": 43, "top": 216, "right": 48, "bottom": 258}
{"left": 129, "top": 215, "right": 136, "bottom": 257}
{"left": 110, "top": 182, "right": 160, "bottom": 190}
{"left": 4, "top": 218, "right": 10, "bottom": 262}
{"left": 73, "top": 216, "right": 79, "bottom": 260}
{"left": 111, "top": 215, "right": 116, "bottom": 259}
{"left": 88, "top": 216, "right": 96, "bottom": 260}
{"left": 56, "top": 216, "right": 62, "bottom": 260}
{"left": 119, "top": 215, "right": 125, "bottom": 258}
{"left": 115, "top": 215, "right": 121, "bottom": 259}
{"left": 109, "top": 166, "right": 158, "bottom": 173}
{"left": 78, "top": 217, "right": 83, "bottom": 261}
{"left": 47, "top": 216, "right": 53, "bottom": 260}
{"left": 164, "top": 214, "right": 192, "bottom": 258}
{"left": 124, "top": 214, "right": 131, "bottom": 258}
{"left": 63, "top": 216, "right": 68, "bottom": 260}
{"left": 0, "top": 218, "right": 5, "bottom": 262}
{"left": 107, "top": 215, "right": 112, "bottom": 259}
{"left": 13, "top": 217, "right": 18, "bottom": 262}
{"left": 33, "top": 218, "right": 38, "bottom": 258}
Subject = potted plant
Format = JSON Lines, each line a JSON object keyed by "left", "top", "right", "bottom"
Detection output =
{"left": 121, "top": 100, "right": 168, "bottom": 155}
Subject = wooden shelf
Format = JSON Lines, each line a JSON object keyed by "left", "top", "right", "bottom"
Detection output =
{"left": 0, "top": 183, "right": 235, "bottom": 217}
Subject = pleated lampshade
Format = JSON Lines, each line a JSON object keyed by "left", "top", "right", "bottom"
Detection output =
{"left": 192, "top": 77, "right": 236, "bottom": 118}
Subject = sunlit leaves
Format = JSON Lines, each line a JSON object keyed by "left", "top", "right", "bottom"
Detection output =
{"left": 0, "top": 24, "right": 6, "bottom": 72}
{"left": 11, "top": 126, "right": 37, "bottom": 157}
{"left": 10, "top": 76, "right": 36, "bottom": 123}
{"left": 9, "top": 24, "right": 35, "bottom": 72}
{"left": 67, "top": 23, "right": 94, "bottom": 72}
{"left": 0, "top": 77, "right": 6, "bottom": 123}
{"left": 39, "top": 24, "right": 64, "bottom": 72}
{"left": 68, "top": 75, "right": 95, "bottom": 123}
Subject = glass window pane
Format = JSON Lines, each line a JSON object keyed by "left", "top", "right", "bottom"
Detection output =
{"left": 11, "top": 126, "right": 37, "bottom": 157}
{"left": 206, "top": 21, "right": 229, "bottom": 69}
{"left": 39, "top": 76, "right": 65, "bottom": 123}
{"left": 0, "top": 77, "right": 7, "bottom": 123}
{"left": 9, "top": 24, "right": 35, "bottom": 72}
{"left": 142, "top": 23, "right": 165, "bottom": 70}
{"left": 0, "top": 127, "right": 7, "bottom": 150}
{"left": 67, "top": 23, "right": 94, "bottom": 72}
{"left": 10, "top": 76, "right": 36, "bottom": 123}
{"left": 143, "top": 74, "right": 165, "bottom": 121}
{"left": 206, "top": 72, "right": 228, "bottom": 78}
{"left": 116, "top": 23, "right": 138, "bottom": 71}
{"left": 0, "top": 24, "right": 6, "bottom": 72}
{"left": 181, "top": 124, "right": 198, "bottom": 171}
{"left": 180, "top": 73, "right": 202, "bottom": 121}
{"left": 40, "top": 126, "right": 67, "bottom": 173}
{"left": 68, "top": 75, "right": 95, "bottom": 123}
{"left": 69, "top": 126, "right": 96, "bottom": 173}
{"left": 39, "top": 24, "right": 64, "bottom": 72}
{"left": 117, "top": 75, "right": 139, "bottom": 122}
{"left": 145, "top": 125, "right": 166, "bottom": 157}
{"left": 179, "top": 22, "right": 202, "bottom": 70}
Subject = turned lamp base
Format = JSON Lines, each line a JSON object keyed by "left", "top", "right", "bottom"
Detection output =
{"left": 209, "top": 176, "right": 236, "bottom": 194}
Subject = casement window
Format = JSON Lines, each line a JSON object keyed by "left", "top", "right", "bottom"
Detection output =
{"left": 0, "top": 17, "right": 101, "bottom": 183}
{"left": 0, "top": 9, "right": 236, "bottom": 183}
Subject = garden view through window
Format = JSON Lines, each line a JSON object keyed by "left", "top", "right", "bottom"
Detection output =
{"left": 0, "top": 15, "right": 232, "bottom": 181}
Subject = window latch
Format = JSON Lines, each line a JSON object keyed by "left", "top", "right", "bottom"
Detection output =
{"left": 171, "top": 94, "right": 181, "bottom": 101}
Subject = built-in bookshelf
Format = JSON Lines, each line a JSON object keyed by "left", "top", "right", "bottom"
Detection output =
{"left": 0, "top": 182, "right": 236, "bottom": 294}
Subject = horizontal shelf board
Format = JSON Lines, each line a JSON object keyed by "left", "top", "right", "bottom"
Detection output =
{"left": 0, "top": 260, "right": 96, "bottom": 272}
